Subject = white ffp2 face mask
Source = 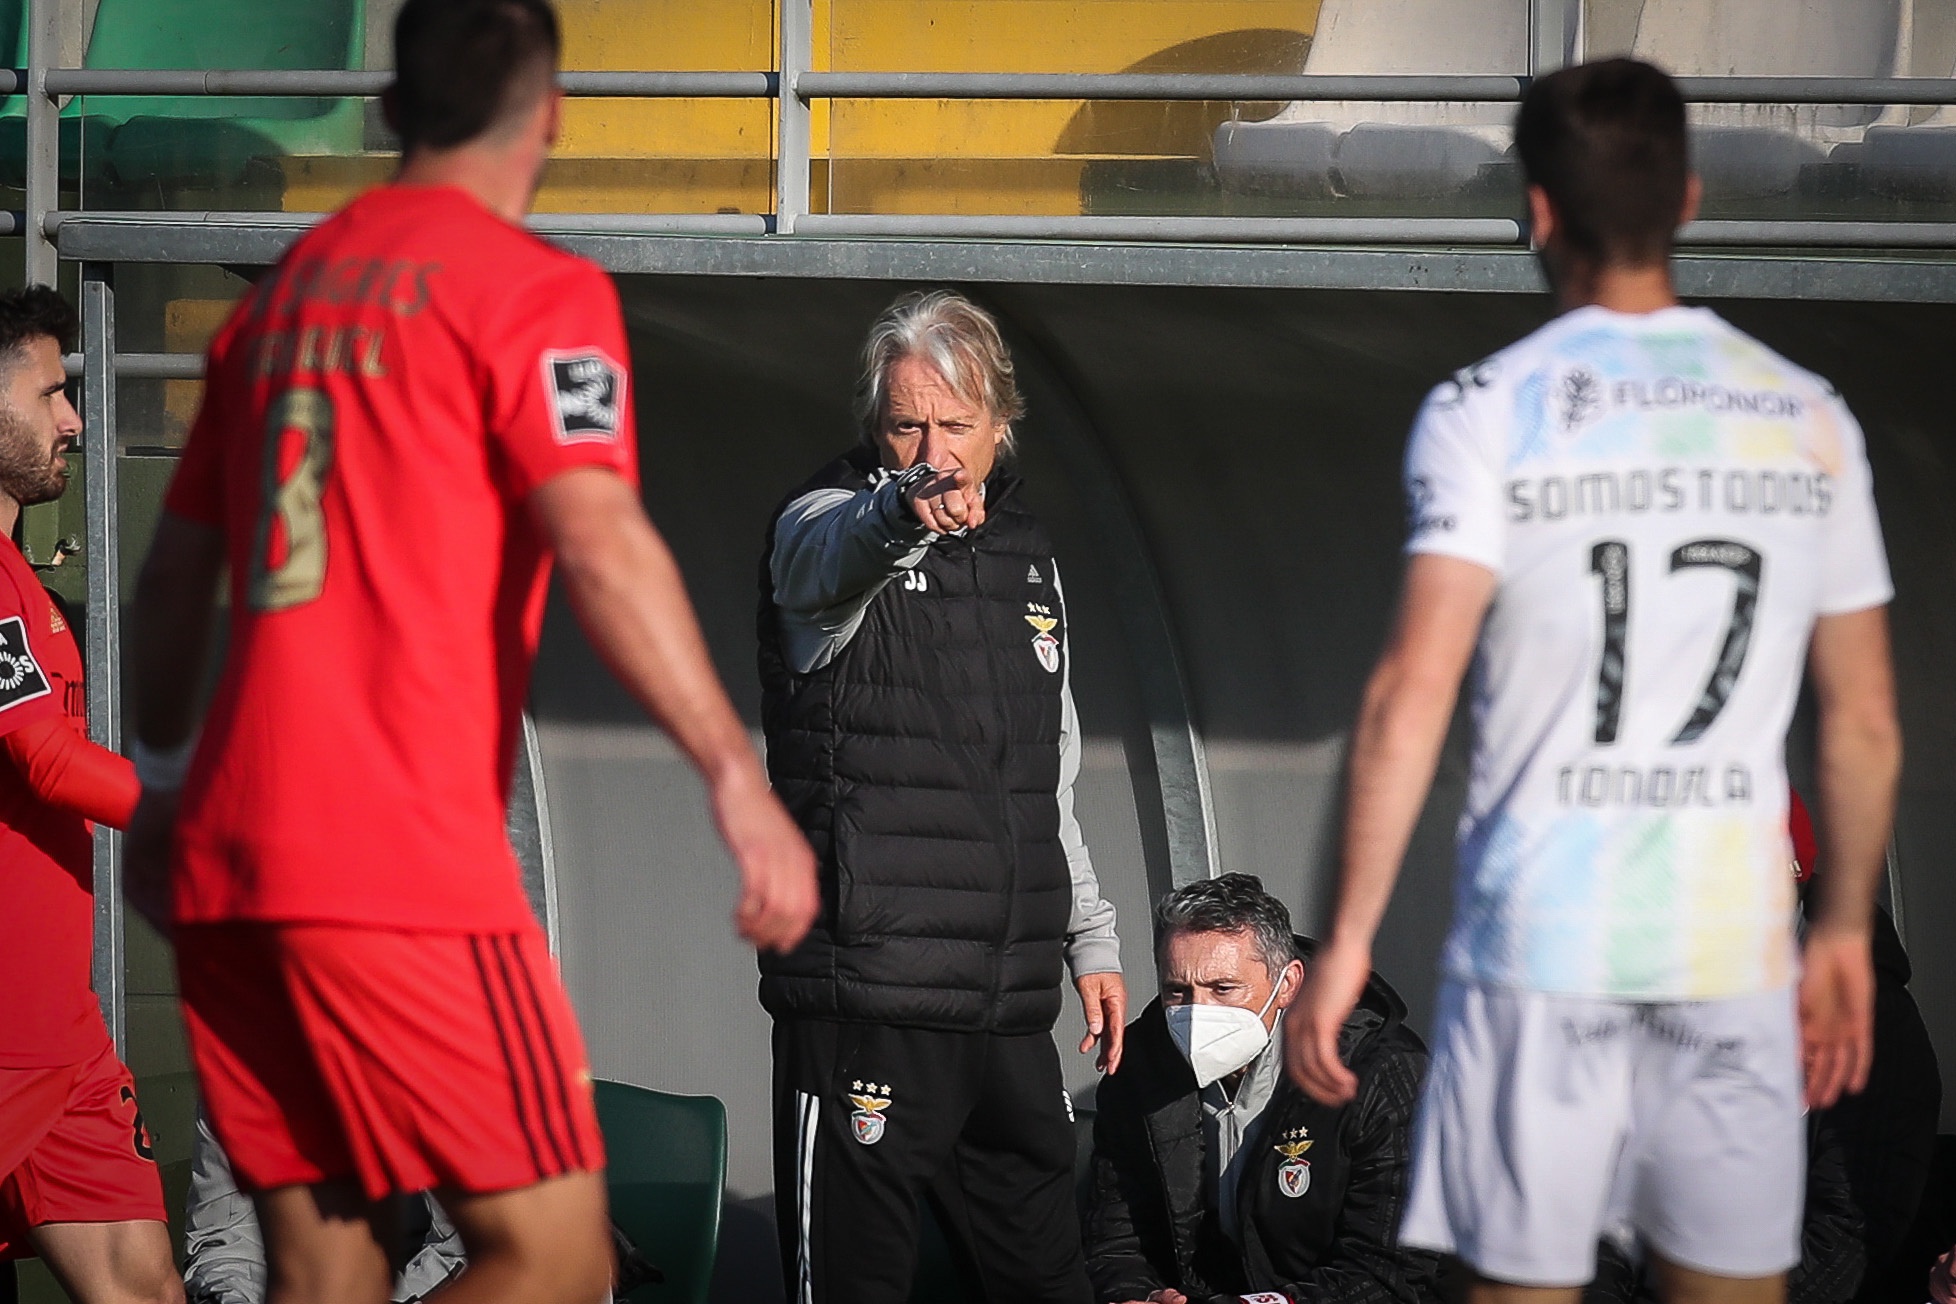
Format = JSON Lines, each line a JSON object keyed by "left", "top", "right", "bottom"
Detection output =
{"left": 1164, "top": 980, "right": 1284, "bottom": 1089}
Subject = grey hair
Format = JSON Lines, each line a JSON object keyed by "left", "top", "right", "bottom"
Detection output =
{"left": 1153, "top": 873, "right": 1299, "bottom": 980}
{"left": 853, "top": 289, "right": 1027, "bottom": 451}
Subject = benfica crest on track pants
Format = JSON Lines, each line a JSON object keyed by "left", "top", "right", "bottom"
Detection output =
{"left": 770, "top": 1018, "right": 1092, "bottom": 1304}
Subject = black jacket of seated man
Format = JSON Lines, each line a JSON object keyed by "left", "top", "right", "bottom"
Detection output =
{"left": 1085, "top": 937, "right": 1439, "bottom": 1304}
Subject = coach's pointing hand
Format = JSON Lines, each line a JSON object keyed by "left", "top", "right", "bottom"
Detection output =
{"left": 904, "top": 464, "right": 986, "bottom": 535}
{"left": 715, "top": 767, "right": 819, "bottom": 953}
{"left": 1287, "top": 938, "right": 1370, "bottom": 1105}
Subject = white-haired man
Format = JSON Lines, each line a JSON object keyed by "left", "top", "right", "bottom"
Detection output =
{"left": 758, "top": 289, "right": 1125, "bottom": 1304}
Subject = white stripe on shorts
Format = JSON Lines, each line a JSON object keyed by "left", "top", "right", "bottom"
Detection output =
{"left": 795, "top": 1090, "right": 818, "bottom": 1304}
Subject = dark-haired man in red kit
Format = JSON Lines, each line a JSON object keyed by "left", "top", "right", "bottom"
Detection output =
{"left": 126, "top": 4, "right": 818, "bottom": 1304}
{"left": 0, "top": 287, "right": 180, "bottom": 1304}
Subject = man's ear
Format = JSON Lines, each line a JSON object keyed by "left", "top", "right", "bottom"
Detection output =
{"left": 1274, "top": 959, "right": 1306, "bottom": 1009}
{"left": 1679, "top": 173, "right": 1703, "bottom": 230}
{"left": 541, "top": 85, "right": 565, "bottom": 149}
{"left": 1526, "top": 183, "right": 1556, "bottom": 253}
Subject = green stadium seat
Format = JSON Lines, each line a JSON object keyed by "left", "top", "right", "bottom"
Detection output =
{"left": 0, "top": 0, "right": 73, "bottom": 188}
{"left": 594, "top": 1080, "right": 728, "bottom": 1304}
{"left": 0, "top": 0, "right": 21, "bottom": 106}
{"left": 0, "top": 0, "right": 363, "bottom": 189}
{"left": 97, "top": 0, "right": 364, "bottom": 189}
{"left": 93, "top": 0, "right": 364, "bottom": 189}
{"left": 0, "top": 0, "right": 137, "bottom": 186}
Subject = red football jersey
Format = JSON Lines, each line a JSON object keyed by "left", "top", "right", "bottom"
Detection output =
{"left": 166, "top": 184, "right": 638, "bottom": 930}
{"left": 0, "top": 537, "right": 107, "bottom": 1066}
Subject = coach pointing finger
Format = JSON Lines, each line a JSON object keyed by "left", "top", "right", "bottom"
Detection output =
{"left": 758, "top": 290, "right": 1123, "bottom": 1304}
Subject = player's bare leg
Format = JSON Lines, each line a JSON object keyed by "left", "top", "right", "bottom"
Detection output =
{"left": 1464, "top": 1277, "right": 1579, "bottom": 1304}
{"left": 1649, "top": 1257, "right": 1784, "bottom": 1304}
{"left": 255, "top": 1181, "right": 396, "bottom": 1304}
{"left": 30, "top": 1219, "right": 182, "bottom": 1304}
{"left": 434, "top": 1171, "right": 610, "bottom": 1304}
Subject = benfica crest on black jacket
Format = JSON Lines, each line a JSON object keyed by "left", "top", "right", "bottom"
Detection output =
{"left": 1084, "top": 939, "right": 1441, "bottom": 1304}
{"left": 756, "top": 447, "right": 1074, "bottom": 1035}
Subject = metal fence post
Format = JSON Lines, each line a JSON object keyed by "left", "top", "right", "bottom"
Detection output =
{"left": 81, "top": 264, "right": 124, "bottom": 1053}
{"left": 25, "top": 0, "right": 61, "bottom": 285}
{"left": 776, "top": 0, "right": 814, "bottom": 233}
{"left": 1528, "top": 0, "right": 1583, "bottom": 75}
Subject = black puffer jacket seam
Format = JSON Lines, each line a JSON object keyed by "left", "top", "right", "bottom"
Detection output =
{"left": 757, "top": 449, "right": 1074, "bottom": 1034}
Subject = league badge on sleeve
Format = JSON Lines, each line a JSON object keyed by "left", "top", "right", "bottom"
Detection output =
{"left": 0, "top": 616, "right": 51, "bottom": 712}
{"left": 542, "top": 349, "right": 625, "bottom": 445}
{"left": 1273, "top": 1127, "right": 1313, "bottom": 1198}
{"left": 847, "top": 1082, "right": 892, "bottom": 1146}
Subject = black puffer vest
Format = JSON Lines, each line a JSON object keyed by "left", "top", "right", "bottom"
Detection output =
{"left": 756, "top": 449, "right": 1074, "bottom": 1034}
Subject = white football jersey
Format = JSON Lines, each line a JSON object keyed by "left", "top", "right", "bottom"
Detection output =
{"left": 1406, "top": 304, "right": 1891, "bottom": 999}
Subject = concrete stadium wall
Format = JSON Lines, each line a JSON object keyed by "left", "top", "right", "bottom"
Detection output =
{"left": 528, "top": 277, "right": 1956, "bottom": 1303}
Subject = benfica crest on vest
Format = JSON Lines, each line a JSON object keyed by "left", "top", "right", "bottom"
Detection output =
{"left": 848, "top": 1082, "right": 892, "bottom": 1145}
{"left": 1273, "top": 1126, "right": 1313, "bottom": 1198}
{"left": 1024, "top": 605, "right": 1061, "bottom": 674}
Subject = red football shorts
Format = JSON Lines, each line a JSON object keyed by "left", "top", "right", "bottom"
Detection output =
{"left": 0, "top": 1039, "right": 167, "bottom": 1259}
{"left": 177, "top": 923, "right": 604, "bottom": 1201}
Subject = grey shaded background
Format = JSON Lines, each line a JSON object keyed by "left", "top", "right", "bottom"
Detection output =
{"left": 528, "top": 278, "right": 1956, "bottom": 1302}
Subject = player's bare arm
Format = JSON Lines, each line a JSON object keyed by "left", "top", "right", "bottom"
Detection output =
{"left": 124, "top": 511, "right": 226, "bottom": 931}
{"left": 531, "top": 466, "right": 818, "bottom": 952}
{"left": 1289, "top": 553, "right": 1495, "bottom": 1105}
{"left": 1800, "top": 603, "right": 1901, "bottom": 1109}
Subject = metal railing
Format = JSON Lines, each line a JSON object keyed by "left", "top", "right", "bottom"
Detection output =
{"left": 31, "top": 60, "right": 1956, "bottom": 387}
{"left": 17, "top": 0, "right": 1956, "bottom": 275}
{"left": 25, "top": 64, "right": 1956, "bottom": 259}
{"left": 17, "top": 66, "right": 1956, "bottom": 104}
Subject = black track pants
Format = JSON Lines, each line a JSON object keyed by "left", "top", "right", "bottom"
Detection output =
{"left": 772, "top": 1018, "right": 1093, "bottom": 1304}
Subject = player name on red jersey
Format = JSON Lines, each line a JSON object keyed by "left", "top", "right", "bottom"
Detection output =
{"left": 165, "top": 185, "right": 638, "bottom": 932}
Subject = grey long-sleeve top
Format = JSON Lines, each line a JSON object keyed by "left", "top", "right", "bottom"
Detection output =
{"left": 183, "top": 1109, "right": 466, "bottom": 1304}
{"left": 769, "top": 464, "right": 1121, "bottom": 979}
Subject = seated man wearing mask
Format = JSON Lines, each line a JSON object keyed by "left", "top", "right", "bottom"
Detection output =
{"left": 1085, "top": 875, "right": 1438, "bottom": 1304}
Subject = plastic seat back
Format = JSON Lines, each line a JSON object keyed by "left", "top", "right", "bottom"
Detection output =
{"left": 1634, "top": 0, "right": 1903, "bottom": 142}
{"left": 1214, "top": 0, "right": 1523, "bottom": 199}
{"left": 594, "top": 1080, "right": 728, "bottom": 1304}
{"left": 82, "top": 0, "right": 362, "bottom": 126}
{"left": 0, "top": 0, "right": 23, "bottom": 112}
{"left": 84, "top": 0, "right": 364, "bottom": 188}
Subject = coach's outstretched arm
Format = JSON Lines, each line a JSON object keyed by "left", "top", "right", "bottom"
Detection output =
{"left": 533, "top": 465, "right": 819, "bottom": 954}
{"left": 1800, "top": 604, "right": 1901, "bottom": 1109}
{"left": 1287, "top": 554, "right": 1496, "bottom": 1106}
